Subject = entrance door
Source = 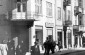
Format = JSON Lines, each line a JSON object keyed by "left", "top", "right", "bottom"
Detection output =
{"left": 82, "top": 37, "right": 85, "bottom": 47}
{"left": 35, "top": 29, "right": 43, "bottom": 45}
{"left": 58, "top": 32, "right": 62, "bottom": 48}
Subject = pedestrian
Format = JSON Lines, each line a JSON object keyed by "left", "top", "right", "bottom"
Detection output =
{"left": 55, "top": 41, "right": 59, "bottom": 52}
{"left": 48, "top": 35, "right": 56, "bottom": 54}
{"left": 58, "top": 41, "right": 62, "bottom": 51}
{"left": 43, "top": 37, "right": 49, "bottom": 55}
{"left": 1, "top": 40, "right": 8, "bottom": 55}
{"left": 7, "top": 39, "right": 15, "bottom": 55}
{"left": 51, "top": 41, "right": 56, "bottom": 54}
{"left": 31, "top": 40, "right": 40, "bottom": 55}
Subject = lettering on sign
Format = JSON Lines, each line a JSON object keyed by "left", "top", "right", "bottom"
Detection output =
{"left": 45, "top": 22, "right": 54, "bottom": 27}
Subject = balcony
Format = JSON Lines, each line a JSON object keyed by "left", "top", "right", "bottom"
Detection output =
{"left": 8, "top": 11, "right": 39, "bottom": 21}
{"left": 63, "top": 0, "right": 71, "bottom": 9}
{"left": 64, "top": 20, "right": 72, "bottom": 26}
{"left": 74, "top": 6, "right": 83, "bottom": 16}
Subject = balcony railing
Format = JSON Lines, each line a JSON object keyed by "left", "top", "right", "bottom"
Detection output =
{"left": 8, "top": 11, "right": 39, "bottom": 21}
{"left": 74, "top": 6, "right": 83, "bottom": 16}
{"left": 63, "top": 0, "right": 71, "bottom": 9}
{"left": 64, "top": 20, "right": 72, "bottom": 26}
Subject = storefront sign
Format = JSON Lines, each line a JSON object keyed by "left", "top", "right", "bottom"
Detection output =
{"left": 45, "top": 22, "right": 54, "bottom": 28}
{"left": 35, "top": 26, "right": 43, "bottom": 29}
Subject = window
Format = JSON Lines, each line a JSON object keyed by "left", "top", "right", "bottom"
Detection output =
{"left": 79, "top": 16, "right": 82, "bottom": 25}
{"left": 17, "top": 0, "right": 26, "bottom": 2}
{"left": 47, "top": 28, "right": 53, "bottom": 37}
{"left": 23, "top": 3, "right": 26, "bottom": 12}
{"left": 17, "top": 3, "right": 21, "bottom": 12}
{"left": 57, "top": 7, "right": 61, "bottom": 20}
{"left": 79, "top": 20, "right": 82, "bottom": 25}
{"left": 17, "top": 0, "right": 26, "bottom": 12}
{"left": 78, "top": 0, "right": 82, "bottom": 8}
{"left": 17, "top": 0, "right": 21, "bottom": 2}
{"left": 68, "top": 10, "right": 71, "bottom": 21}
{"left": 46, "top": 2, "right": 52, "bottom": 17}
{"left": 35, "top": 0, "right": 42, "bottom": 15}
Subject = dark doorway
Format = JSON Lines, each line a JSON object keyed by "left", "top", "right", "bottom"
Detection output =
{"left": 58, "top": 32, "right": 62, "bottom": 48}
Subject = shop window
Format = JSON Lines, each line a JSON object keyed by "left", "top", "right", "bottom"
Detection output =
{"left": 47, "top": 28, "right": 53, "bottom": 38}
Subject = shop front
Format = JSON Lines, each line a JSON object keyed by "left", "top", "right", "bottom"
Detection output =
{"left": 10, "top": 21, "right": 34, "bottom": 54}
{"left": 35, "top": 26, "right": 43, "bottom": 45}
{"left": 66, "top": 28, "right": 72, "bottom": 48}
{"left": 45, "top": 22, "right": 54, "bottom": 40}
{"left": 56, "top": 26, "right": 63, "bottom": 49}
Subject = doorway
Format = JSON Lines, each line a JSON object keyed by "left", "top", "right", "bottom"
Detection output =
{"left": 58, "top": 32, "right": 62, "bottom": 48}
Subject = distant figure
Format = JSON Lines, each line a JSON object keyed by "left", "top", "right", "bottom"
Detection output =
{"left": 31, "top": 40, "right": 40, "bottom": 55}
{"left": 58, "top": 41, "right": 62, "bottom": 51}
{"left": 55, "top": 41, "right": 59, "bottom": 52}
{"left": 7, "top": 39, "right": 15, "bottom": 55}
{"left": 1, "top": 40, "right": 8, "bottom": 55}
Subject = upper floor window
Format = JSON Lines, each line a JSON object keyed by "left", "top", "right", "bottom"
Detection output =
{"left": 17, "top": 0, "right": 26, "bottom": 2}
{"left": 35, "top": 0, "right": 42, "bottom": 15}
{"left": 46, "top": 2, "right": 52, "bottom": 17}
{"left": 78, "top": 0, "right": 82, "bottom": 8}
{"left": 57, "top": 7, "right": 61, "bottom": 20}
{"left": 68, "top": 10, "right": 71, "bottom": 21}
{"left": 17, "top": 0, "right": 21, "bottom": 2}
{"left": 79, "top": 16, "right": 82, "bottom": 25}
{"left": 17, "top": 0, "right": 26, "bottom": 12}
{"left": 17, "top": 3, "right": 21, "bottom": 12}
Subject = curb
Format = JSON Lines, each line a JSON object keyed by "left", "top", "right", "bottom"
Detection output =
{"left": 59, "top": 50, "right": 85, "bottom": 55}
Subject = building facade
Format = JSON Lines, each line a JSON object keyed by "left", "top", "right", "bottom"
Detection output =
{"left": 0, "top": 0, "right": 55, "bottom": 54}
{"left": 55, "top": 0, "right": 63, "bottom": 49}
{"left": 62, "top": 0, "right": 84, "bottom": 49}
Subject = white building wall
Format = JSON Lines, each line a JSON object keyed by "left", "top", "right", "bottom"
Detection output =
{"left": 55, "top": 0, "right": 63, "bottom": 43}
{"left": 30, "top": 0, "right": 55, "bottom": 45}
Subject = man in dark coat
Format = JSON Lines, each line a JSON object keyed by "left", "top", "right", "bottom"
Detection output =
{"left": 31, "top": 41, "right": 40, "bottom": 55}
{"left": 43, "top": 37, "right": 49, "bottom": 55}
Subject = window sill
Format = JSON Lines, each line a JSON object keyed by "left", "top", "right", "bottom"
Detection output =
{"left": 35, "top": 14, "right": 43, "bottom": 17}
{"left": 46, "top": 15, "right": 53, "bottom": 18}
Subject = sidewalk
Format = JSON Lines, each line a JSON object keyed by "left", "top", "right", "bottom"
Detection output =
{"left": 53, "top": 48, "right": 85, "bottom": 55}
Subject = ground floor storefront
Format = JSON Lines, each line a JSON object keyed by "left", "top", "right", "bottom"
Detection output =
{"left": 61, "top": 26, "right": 85, "bottom": 50}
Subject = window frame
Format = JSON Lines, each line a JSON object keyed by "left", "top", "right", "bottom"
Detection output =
{"left": 46, "top": 1, "right": 52, "bottom": 17}
{"left": 35, "top": 0, "right": 42, "bottom": 15}
{"left": 57, "top": 7, "right": 61, "bottom": 20}
{"left": 16, "top": 0, "right": 27, "bottom": 12}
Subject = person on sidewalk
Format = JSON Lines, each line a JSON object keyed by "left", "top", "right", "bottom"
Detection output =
{"left": 31, "top": 39, "right": 40, "bottom": 55}
{"left": 58, "top": 41, "right": 62, "bottom": 51}
{"left": 1, "top": 40, "right": 8, "bottom": 55}
{"left": 43, "top": 37, "right": 49, "bottom": 55}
